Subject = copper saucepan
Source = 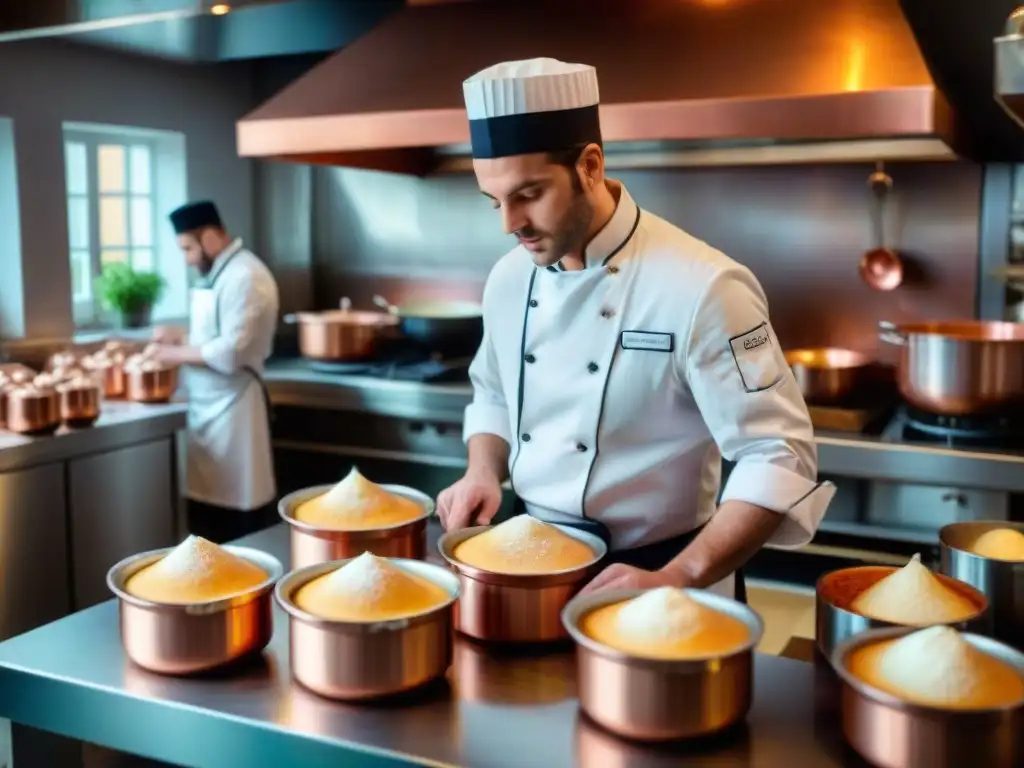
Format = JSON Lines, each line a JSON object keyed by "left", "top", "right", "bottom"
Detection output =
{"left": 879, "top": 320, "right": 1024, "bottom": 414}
{"left": 785, "top": 348, "right": 873, "bottom": 405}
{"left": 438, "top": 524, "right": 607, "bottom": 644}
{"left": 940, "top": 521, "right": 1024, "bottom": 651}
{"left": 5, "top": 385, "right": 61, "bottom": 434}
{"left": 57, "top": 376, "right": 102, "bottom": 427}
{"left": 815, "top": 564, "right": 990, "bottom": 659}
{"left": 284, "top": 297, "right": 399, "bottom": 361}
{"left": 106, "top": 545, "right": 283, "bottom": 675}
{"left": 277, "top": 483, "right": 434, "bottom": 569}
{"left": 562, "top": 588, "right": 765, "bottom": 741}
{"left": 832, "top": 626, "right": 1024, "bottom": 768}
{"left": 275, "top": 556, "right": 459, "bottom": 700}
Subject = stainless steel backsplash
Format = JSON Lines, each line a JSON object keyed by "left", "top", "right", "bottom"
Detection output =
{"left": 275, "top": 161, "right": 983, "bottom": 358}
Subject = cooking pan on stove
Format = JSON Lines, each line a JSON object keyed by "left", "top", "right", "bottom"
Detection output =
{"left": 374, "top": 295, "right": 484, "bottom": 357}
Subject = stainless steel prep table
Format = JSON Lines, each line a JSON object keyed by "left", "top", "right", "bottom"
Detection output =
{"left": 0, "top": 523, "right": 868, "bottom": 768}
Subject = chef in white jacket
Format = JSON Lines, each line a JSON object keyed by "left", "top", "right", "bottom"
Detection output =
{"left": 436, "top": 59, "right": 836, "bottom": 600}
{"left": 153, "top": 201, "right": 280, "bottom": 544}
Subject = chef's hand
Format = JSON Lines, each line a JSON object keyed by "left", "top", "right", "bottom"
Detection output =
{"left": 152, "top": 325, "right": 185, "bottom": 345}
{"left": 578, "top": 563, "right": 685, "bottom": 596}
{"left": 151, "top": 343, "right": 187, "bottom": 366}
{"left": 436, "top": 471, "right": 502, "bottom": 531}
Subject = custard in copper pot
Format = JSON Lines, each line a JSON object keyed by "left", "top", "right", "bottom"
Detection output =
{"left": 580, "top": 587, "right": 750, "bottom": 660}
{"left": 847, "top": 625, "right": 1024, "bottom": 710}
{"left": 125, "top": 535, "right": 269, "bottom": 604}
{"left": 293, "top": 552, "right": 450, "bottom": 621}
{"left": 452, "top": 515, "right": 597, "bottom": 575}
{"left": 967, "top": 529, "right": 1024, "bottom": 561}
{"left": 851, "top": 553, "right": 978, "bottom": 626}
{"left": 293, "top": 468, "right": 425, "bottom": 530}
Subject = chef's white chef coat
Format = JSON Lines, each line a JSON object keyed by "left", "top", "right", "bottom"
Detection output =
{"left": 464, "top": 182, "right": 832, "bottom": 563}
{"left": 186, "top": 238, "right": 279, "bottom": 511}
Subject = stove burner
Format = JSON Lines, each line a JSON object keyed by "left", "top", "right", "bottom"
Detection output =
{"left": 901, "top": 406, "right": 1024, "bottom": 449}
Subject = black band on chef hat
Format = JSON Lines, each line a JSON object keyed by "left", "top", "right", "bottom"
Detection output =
{"left": 168, "top": 200, "right": 222, "bottom": 235}
{"left": 469, "top": 105, "right": 602, "bottom": 159}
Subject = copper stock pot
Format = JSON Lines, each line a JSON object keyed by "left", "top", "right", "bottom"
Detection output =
{"left": 879, "top": 320, "right": 1024, "bottom": 415}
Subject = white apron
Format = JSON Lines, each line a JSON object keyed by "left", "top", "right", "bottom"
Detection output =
{"left": 185, "top": 283, "right": 275, "bottom": 511}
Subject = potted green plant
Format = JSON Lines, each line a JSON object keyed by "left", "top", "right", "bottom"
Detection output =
{"left": 95, "top": 263, "right": 166, "bottom": 329}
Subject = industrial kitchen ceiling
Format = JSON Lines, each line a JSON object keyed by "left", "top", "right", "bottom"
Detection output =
{"left": 236, "top": 0, "right": 989, "bottom": 174}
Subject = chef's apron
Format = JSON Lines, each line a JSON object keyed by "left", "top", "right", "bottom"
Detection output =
{"left": 185, "top": 250, "right": 275, "bottom": 511}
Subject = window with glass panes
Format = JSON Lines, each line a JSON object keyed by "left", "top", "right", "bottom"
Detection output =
{"left": 64, "top": 134, "right": 157, "bottom": 315}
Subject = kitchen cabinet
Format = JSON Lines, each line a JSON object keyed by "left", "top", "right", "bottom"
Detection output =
{"left": 69, "top": 438, "right": 176, "bottom": 611}
{"left": 0, "top": 463, "right": 70, "bottom": 641}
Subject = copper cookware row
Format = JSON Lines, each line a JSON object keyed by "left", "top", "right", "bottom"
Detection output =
{"left": 438, "top": 524, "right": 607, "bottom": 644}
{"left": 832, "top": 627, "right": 1024, "bottom": 768}
{"left": 277, "top": 484, "right": 433, "bottom": 569}
{"left": 562, "top": 588, "right": 764, "bottom": 741}
{"left": 106, "top": 545, "right": 283, "bottom": 675}
{"left": 275, "top": 557, "right": 459, "bottom": 700}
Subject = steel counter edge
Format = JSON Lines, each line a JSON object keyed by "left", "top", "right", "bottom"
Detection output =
{"left": 0, "top": 400, "right": 187, "bottom": 473}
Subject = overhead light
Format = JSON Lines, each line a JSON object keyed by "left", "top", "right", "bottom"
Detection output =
{"left": 210, "top": 3, "right": 231, "bottom": 15}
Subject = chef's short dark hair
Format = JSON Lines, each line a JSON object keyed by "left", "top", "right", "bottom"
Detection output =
{"left": 547, "top": 142, "right": 603, "bottom": 169}
{"left": 547, "top": 142, "right": 603, "bottom": 191}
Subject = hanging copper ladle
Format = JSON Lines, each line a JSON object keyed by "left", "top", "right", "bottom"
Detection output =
{"left": 859, "top": 162, "right": 904, "bottom": 291}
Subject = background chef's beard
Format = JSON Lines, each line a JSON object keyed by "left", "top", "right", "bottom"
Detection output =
{"left": 196, "top": 250, "right": 215, "bottom": 277}
{"left": 523, "top": 191, "right": 595, "bottom": 267}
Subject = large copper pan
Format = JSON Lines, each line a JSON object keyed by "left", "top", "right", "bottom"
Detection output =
{"left": 879, "top": 320, "right": 1024, "bottom": 415}
{"left": 437, "top": 524, "right": 606, "bottom": 644}
{"left": 275, "top": 556, "right": 458, "bottom": 700}
{"left": 832, "top": 626, "right": 1024, "bottom": 768}
{"left": 106, "top": 545, "right": 283, "bottom": 675}
{"left": 277, "top": 483, "right": 433, "bottom": 569}
{"left": 284, "top": 298, "right": 398, "bottom": 361}
{"left": 561, "top": 588, "right": 764, "bottom": 741}
{"left": 940, "top": 521, "right": 1024, "bottom": 651}
{"left": 815, "top": 564, "right": 989, "bottom": 658}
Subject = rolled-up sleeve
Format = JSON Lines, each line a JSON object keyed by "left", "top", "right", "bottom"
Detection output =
{"left": 463, "top": 319, "right": 513, "bottom": 446}
{"left": 200, "top": 272, "right": 272, "bottom": 375}
{"left": 683, "top": 266, "right": 828, "bottom": 548}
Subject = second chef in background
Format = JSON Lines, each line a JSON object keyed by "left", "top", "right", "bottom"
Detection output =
{"left": 437, "top": 58, "right": 836, "bottom": 599}
{"left": 153, "top": 201, "right": 280, "bottom": 544}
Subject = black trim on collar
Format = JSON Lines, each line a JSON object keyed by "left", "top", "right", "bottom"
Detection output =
{"left": 546, "top": 205, "right": 642, "bottom": 273}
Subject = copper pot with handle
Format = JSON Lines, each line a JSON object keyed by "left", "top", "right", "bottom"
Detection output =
{"left": 785, "top": 348, "right": 873, "bottom": 405}
{"left": 284, "top": 297, "right": 399, "bottom": 361}
{"left": 879, "top": 320, "right": 1024, "bottom": 415}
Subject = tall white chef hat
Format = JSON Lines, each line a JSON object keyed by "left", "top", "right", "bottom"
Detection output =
{"left": 462, "top": 57, "right": 602, "bottom": 159}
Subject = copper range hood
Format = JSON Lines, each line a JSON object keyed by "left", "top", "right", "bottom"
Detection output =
{"left": 237, "top": 0, "right": 962, "bottom": 174}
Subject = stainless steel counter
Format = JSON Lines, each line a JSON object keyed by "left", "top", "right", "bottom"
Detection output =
{"left": 0, "top": 524, "right": 864, "bottom": 768}
{"left": 0, "top": 400, "right": 187, "bottom": 472}
{"left": 265, "top": 361, "right": 1024, "bottom": 494}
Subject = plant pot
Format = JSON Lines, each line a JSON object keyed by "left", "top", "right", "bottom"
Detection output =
{"left": 120, "top": 306, "right": 153, "bottom": 329}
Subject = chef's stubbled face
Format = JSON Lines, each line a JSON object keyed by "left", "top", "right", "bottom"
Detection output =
{"left": 475, "top": 152, "right": 595, "bottom": 266}
{"left": 176, "top": 231, "right": 216, "bottom": 276}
